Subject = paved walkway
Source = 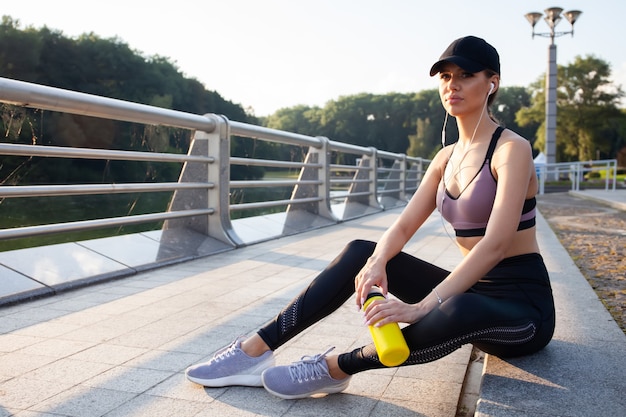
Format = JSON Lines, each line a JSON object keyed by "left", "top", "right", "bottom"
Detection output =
{"left": 477, "top": 190, "right": 626, "bottom": 416}
{"left": 0, "top": 190, "right": 624, "bottom": 416}
{"left": 570, "top": 188, "right": 626, "bottom": 211}
{"left": 0, "top": 208, "right": 470, "bottom": 417}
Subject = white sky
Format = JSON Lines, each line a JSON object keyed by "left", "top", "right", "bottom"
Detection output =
{"left": 3, "top": 0, "right": 625, "bottom": 116}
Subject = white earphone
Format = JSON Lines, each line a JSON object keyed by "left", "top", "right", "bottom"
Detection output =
{"left": 442, "top": 82, "right": 496, "bottom": 148}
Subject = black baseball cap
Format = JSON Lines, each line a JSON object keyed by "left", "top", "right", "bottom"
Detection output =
{"left": 429, "top": 36, "right": 500, "bottom": 76}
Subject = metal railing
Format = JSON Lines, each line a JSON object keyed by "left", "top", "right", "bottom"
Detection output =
{"left": 0, "top": 77, "right": 428, "bottom": 251}
{"left": 536, "top": 159, "right": 618, "bottom": 194}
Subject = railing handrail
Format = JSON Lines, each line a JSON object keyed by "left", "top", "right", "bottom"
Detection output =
{"left": 229, "top": 120, "right": 322, "bottom": 148}
{"left": 0, "top": 76, "right": 427, "bottom": 251}
{"left": 0, "top": 77, "right": 217, "bottom": 132}
{"left": 0, "top": 209, "right": 214, "bottom": 240}
{"left": 0, "top": 76, "right": 413, "bottom": 163}
{"left": 0, "top": 142, "right": 213, "bottom": 163}
{"left": 0, "top": 183, "right": 212, "bottom": 198}
{"left": 536, "top": 159, "right": 618, "bottom": 193}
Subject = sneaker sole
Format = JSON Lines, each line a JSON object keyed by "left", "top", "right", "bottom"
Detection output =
{"left": 186, "top": 373, "right": 264, "bottom": 387}
{"left": 185, "top": 358, "right": 275, "bottom": 388}
{"left": 262, "top": 377, "right": 351, "bottom": 400}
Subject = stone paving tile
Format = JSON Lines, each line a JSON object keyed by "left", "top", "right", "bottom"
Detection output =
{"left": 0, "top": 210, "right": 472, "bottom": 416}
{"left": 30, "top": 385, "right": 137, "bottom": 417}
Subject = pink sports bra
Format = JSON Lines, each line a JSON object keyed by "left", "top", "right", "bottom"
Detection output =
{"left": 436, "top": 126, "right": 536, "bottom": 237}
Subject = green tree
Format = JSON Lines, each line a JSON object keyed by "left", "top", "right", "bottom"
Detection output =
{"left": 407, "top": 89, "right": 445, "bottom": 159}
{"left": 265, "top": 94, "right": 421, "bottom": 165}
{"left": 265, "top": 105, "right": 324, "bottom": 136}
{"left": 491, "top": 86, "right": 538, "bottom": 147}
{"left": 0, "top": 16, "right": 261, "bottom": 184}
{"left": 321, "top": 93, "right": 416, "bottom": 154}
{"left": 516, "top": 55, "right": 625, "bottom": 161}
{"left": 0, "top": 16, "right": 43, "bottom": 82}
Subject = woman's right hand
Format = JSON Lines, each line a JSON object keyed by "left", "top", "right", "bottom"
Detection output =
{"left": 355, "top": 257, "right": 388, "bottom": 309}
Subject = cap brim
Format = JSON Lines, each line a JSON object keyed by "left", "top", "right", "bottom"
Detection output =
{"left": 429, "top": 56, "right": 486, "bottom": 76}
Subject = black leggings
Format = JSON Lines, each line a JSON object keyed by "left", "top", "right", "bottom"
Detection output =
{"left": 257, "top": 239, "right": 555, "bottom": 375}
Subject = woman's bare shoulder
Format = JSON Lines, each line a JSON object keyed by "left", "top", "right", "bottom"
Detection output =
{"left": 429, "top": 145, "right": 455, "bottom": 170}
{"left": 497, "top": 128, "right": 533, "bottom": 153}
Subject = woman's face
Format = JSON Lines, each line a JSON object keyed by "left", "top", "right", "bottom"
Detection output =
{"left": 437, "top": 63, "right": 495, "bottom": 117}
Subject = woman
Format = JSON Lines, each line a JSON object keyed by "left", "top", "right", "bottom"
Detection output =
{"left": 186, "top": 35, "right": 555, "bottom": 400}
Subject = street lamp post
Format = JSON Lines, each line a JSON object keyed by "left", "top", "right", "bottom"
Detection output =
{"left": 524, "top": 8, "right": 582, "bottom": 171}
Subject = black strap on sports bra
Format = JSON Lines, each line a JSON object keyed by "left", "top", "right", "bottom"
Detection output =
{"left": 485, "top": 126, "right": 505, "bottom": 162}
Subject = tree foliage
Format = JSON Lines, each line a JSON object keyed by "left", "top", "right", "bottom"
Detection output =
{"left": 265, "top": 87, "right": 542, "bottom": 162}
{"left": 516, "top": 55, "right": 625, "bottom": 161}
{"left": 0, "top": 16, "right": 259, "bottom": 184}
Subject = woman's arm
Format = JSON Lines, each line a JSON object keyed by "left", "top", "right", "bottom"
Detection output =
{"left": 354, "top": 147, "right": 449, "bottom": 307}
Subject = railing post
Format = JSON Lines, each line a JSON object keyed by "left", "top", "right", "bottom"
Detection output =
{"left": 342, "top": 147, "right": 382, "bottom": 219}
{"left": 405, "top": 159, "right": 421, "bottom": 198}
{"left": 612, "top": 160, "right": 617, "bottom": 191}
{"left": 315, "top": 136, "right": 335, "bottom": 220}
{"left": 367, "top": 147, "right": 380, "bottom": 208}
{"left": 283, "top": 136, "right": 337, "bottom": 233}
{"left": 209, "top": 114, "right": 243, "bottom": 245}
{"left": 570, "top": 163, "right": 578, "bottom": 191}
{"left": 400, "top": 155, "right": 408, "bottom": 201}
{"left": 380, "top": 156, "right": 406, "bottom": 209}
{"left": 163, "top": 114, "right": 241, "bottom": 251}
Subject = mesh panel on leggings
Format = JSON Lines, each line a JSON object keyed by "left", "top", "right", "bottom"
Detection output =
{"left": 360, "top": 344, "right": 379, "bottom": 362}
{"left": 405, "top": 322, "right": 537, "bottom": 365}
{"left": 277, "top": 295, "right": 302, "bottom": 338}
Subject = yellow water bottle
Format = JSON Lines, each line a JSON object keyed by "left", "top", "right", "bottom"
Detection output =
{"left": 362, "top": 287, "right": 410, "bottom": 367}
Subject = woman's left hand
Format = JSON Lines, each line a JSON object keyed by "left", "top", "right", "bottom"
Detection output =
{"left": 363, "top": 297, "right": 424, "bottom": 326}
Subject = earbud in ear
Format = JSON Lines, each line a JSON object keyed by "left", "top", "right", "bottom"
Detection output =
{"left": 489, "top": 82, "right": 495, "bottom": 94}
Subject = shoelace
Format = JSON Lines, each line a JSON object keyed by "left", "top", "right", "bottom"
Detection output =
{"left": 210, "top": 337, "right": 244, "bottom": 364}
{"left": 288, "top": 346, "right": 335, "bottom": 383}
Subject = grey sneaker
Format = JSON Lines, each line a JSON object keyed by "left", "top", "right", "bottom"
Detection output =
{"left": 261, "top": 347, "right": 351, "bottom": 399}
{"left": 186, "top": 336, "right": 274, "bottom": 387}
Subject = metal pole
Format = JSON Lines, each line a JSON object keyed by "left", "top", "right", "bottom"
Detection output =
{"left": 526, "top": 8, "right": 583, "bottom": 183}
{"left": 546, "top": 42, "right": 558, "bottom": 171}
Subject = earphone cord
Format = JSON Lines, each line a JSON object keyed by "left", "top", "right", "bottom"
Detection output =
{"left": 440, "top": 211, "right": 459, "bottom": 247}
{"left": 441, "top": 112, "right": 449, "bottom": 147}
{"left": 442, "top": 101, "right": 487, "bottom": 187}
{"left": 439, "top": 93, "right": 490, "bottom": 246}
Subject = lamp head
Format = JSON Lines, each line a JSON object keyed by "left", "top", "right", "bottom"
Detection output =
{"left": 544, "top": 7, "right": 564, "bottom": 28}
{"left": 564, "top": 10, "right": 582, "bottom": 25}
{"left": 524, "top": 12, "right": 543, "bottom": 28}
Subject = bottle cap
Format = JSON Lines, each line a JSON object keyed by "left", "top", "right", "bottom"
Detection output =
{"left": 366, "top": 286, "right": 384, "bottom": 300}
